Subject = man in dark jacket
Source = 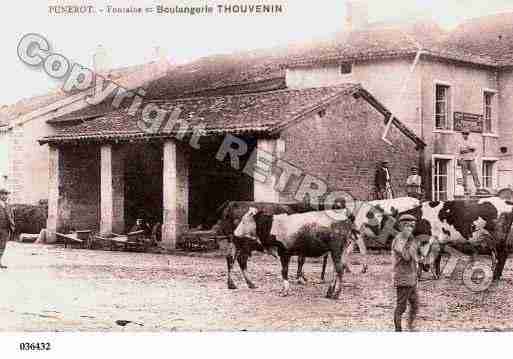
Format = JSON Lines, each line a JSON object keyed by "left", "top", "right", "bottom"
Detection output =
{"left": 0, "top": 188, "right": 15, "bottom": 269}
{"left": 375, "top": 161, "right": 394, "bottom": 200}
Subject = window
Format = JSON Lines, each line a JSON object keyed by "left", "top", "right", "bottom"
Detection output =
{"left": 482, "top": 160, "right": 495, "bottom": 189}
{"left": 435, "top": 84, "right": 450, "bottom": 129}
{"left": 340, "top": 63, "right": 352, "bottom": 74}
{"left": 484, "top": 91, "right": 494, "bottom": 133}
{"left": 433, "top": 159, "right": 449, "bottom": 201}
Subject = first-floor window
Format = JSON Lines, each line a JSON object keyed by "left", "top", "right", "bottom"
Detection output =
{"left": 482, "top": 160, "right": 495, "bottom": 189}
{"left": 433, "top": 159, "right": 449, "bottom": 201}
{"left": 435, "top": 84, "right": 450, "bottom": 129}
{"left": 484, "top": 91, "right": 494, "bottom": 133}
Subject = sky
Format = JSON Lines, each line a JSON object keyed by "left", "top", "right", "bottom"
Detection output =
{"left": 1, "top": 0, "right": 513, "bottom": 106}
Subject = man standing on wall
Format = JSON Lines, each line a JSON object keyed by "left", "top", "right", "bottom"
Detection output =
{"left": 0, "top": 188, "right": 15, "bottom": 269}
{"left": 459, "top": 131, "right": 486, "bottom": 196}
{"left": 375, "top": 160, "right": 394, "bottom": 200}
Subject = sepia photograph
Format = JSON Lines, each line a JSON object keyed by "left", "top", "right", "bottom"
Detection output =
{"left": 1, "top": 0, "right": 513, "bottom": 357}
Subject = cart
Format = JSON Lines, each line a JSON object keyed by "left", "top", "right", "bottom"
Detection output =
{"left": 56, "top": 230, "right": 93, "bottom": 249}
{"left": 94, "top": 230, "right": 150, "bottom": 252}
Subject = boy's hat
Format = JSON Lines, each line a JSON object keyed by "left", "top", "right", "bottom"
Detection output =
{"left": 372, "top": 205, "right": 385, "bottom": 213}
{"left": 0, "top": 188, "right": 10, "bottom": 194}
{"left": 399, "top": 214, "right": 416, "bottom": 222}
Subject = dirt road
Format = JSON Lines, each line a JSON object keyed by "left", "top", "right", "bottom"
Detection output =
{"left": 1, "top": 242, "right": 512, "bottom": 331}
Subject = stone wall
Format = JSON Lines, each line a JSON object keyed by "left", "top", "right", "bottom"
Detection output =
{"left": 278, "top": 94, "right": 421, "bottom": 202}
{"left": 60, "top": 145, "right": 101, "bottom": 232}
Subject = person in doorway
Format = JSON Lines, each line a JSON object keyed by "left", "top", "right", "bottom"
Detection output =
{"left": 392, "top": 214, "right": 421, "bottom": 332}
{"left": 0, "top": 188, "right": 15, "bottom": 269}
{"left": 129, "top": 218, "right": 152, "bottom": 236}
{"left": 375, "top": 161, "right": 394, "bottom": 200}
{"left": 406, "top": 166, "right": 422, "bottom": 199}
{"left": 459, "top": 131, "right": 486, "bottom": 195}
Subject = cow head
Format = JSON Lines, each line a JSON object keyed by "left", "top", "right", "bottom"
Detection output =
{"left": 365, "top": 205, "right": 385, "bottom": 226}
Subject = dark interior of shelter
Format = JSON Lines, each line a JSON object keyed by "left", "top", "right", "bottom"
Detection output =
{"left": 124, "top": 143, "right": 163, "bottom": 231}
{"left": 188, "top": 136, "right": 256, "bottom": 229}
{"left": 123, "top": 137, "right": 256, "bottom": 231}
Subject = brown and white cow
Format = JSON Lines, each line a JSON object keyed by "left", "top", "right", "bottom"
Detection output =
{"left": 213, "top": 201, "right": 322, "bottom": 290}
{"left": 234, "top": 207, "right": 354, "bottom": 299}
{"left": 403, "top": 197, "right": 513, "bottom": 280}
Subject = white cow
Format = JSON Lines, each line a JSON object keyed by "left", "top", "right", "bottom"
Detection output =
{"left": 343, "top": 197, "right": 420, "bottom": 273}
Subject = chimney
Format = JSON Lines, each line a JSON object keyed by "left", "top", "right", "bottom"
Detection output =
{"left": 151, "top": 45, "right": 174, "bottom": 72}
{"left": 153, "top": 46, "right": 167, "bottom": 62}
{"left": 345, "top": 0, "right": 368, "bottom": 31}
{"left": 92, "top": 44, "right": 110, "bottom": 73}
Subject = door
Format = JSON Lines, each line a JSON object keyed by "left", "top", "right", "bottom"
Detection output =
{"left": 432, "top": 158, "right": 452, "bottom": 201}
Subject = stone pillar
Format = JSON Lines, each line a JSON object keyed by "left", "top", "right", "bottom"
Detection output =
{"left": 46, "top": 145, "right": 61, "bottom": 243}
{"left": 162, "top": 140, "right": 189, "bottom": 250}
{"left": 253, "top": 138, "right": 281, "bottom": 202}
{"left": 100, "top": 144, "right": 125, "bottom": 235}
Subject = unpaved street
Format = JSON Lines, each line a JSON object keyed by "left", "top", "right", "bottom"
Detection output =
{"left": 1, "top": 242, "right": 513, "bottom": 331}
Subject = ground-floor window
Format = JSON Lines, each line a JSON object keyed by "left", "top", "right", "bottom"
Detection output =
{"left": 482, "top": 160, "right": 496, "bottom": 189}
{"left": 433, "top": 158, "right": 450, "bottom": 201}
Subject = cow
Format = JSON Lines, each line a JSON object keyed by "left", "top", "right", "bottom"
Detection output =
{"left": 403, "top": 197, "right": 513, "bottom": 281}
{"left": 234, "top": 207, "right": 354, "bottom": 299}
{"left": 212, "top": 201, "right": 323, "bottom": 290}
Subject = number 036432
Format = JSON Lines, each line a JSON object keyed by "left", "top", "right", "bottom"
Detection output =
{"left": 19, "top": 342, "right": 51, "bottom": 351}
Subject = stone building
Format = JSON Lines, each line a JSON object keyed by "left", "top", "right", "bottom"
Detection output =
{"left": 284, "top": 7, "right": 513, "bottom": 200}
{"left": 39, "top": 84, "right": 424, "bottom": 248}
{"left": 0, "top": 54, "right": 171, "bottom": 204}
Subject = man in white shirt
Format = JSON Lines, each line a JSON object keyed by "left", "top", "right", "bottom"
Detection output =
{"left": 459, "top": 131, "right": 483, "bottom": 195}
{"left": 406, "top": 166, "right": 422, "bottom": 199}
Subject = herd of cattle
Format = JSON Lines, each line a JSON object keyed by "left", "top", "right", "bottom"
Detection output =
{"left": 9, "top": 196, "right": 513, "bottom": 299}
{"left": 213, "top": 196, "right": 513, "bottom": 299}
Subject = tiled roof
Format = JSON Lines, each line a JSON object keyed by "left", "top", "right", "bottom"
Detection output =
{"left": 41, "top": 85, "right": 358, "bottom": 143}
{"left": 44, "top": 21, "right": 449, "bottom": 123}
{"left": 289, "top": 20, "right": 498, "bottom": 68}
{"left": 20, "top": 15, "right": 513, "bottom": 128}
{"left": 437, "top": 12, "right": 513, "bottom": 67}
{"left": 4, "top": 61, "right": 172, "bottom": 126}
{"left": 0, "top": 91, "right": 65, "bottom": 123}
{"left": 40, "top": 84, "right": 425, "bottom": 148}
{"left": 146, "top": 21, "right": 448, "bottom": 98}
{"left": 0, "top": 108, "right": 9, "bottom": 127}
{"left": 288, "top": 21, "right": 442, "bottom": 66}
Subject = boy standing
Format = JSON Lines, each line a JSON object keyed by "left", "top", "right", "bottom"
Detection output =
{"left": 391, "top": 214, "right": 420, "bottom": 331}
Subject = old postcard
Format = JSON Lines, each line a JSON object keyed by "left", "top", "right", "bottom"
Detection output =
{"left": 1, "top": 0, "right": 513, "bottom": 357}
